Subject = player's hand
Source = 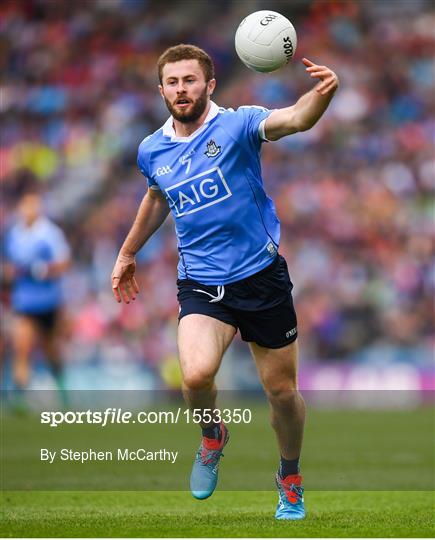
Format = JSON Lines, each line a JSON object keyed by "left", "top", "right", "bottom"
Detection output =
{"left": 302, "top": 58, "right": 339, "bottom": 96}
{"left": 111, "top": 253, "right": 139, "bottom": 304}
{"left": 2, "top": 262, "right": 18, "bottom": 283}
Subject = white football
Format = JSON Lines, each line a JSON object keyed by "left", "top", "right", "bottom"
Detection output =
{"left": 235, "top": 10, "right": 297, "bottom": 73}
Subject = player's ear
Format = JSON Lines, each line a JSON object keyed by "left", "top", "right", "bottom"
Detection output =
{"left": 208, "top": 78, "right": 216, "bottom": 96}
{"left": 158, "top": 85, "right": 164, "bottom": 98}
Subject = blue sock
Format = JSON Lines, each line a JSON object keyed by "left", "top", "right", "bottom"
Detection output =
{"left": 279, "top": 456, "right": 300, "bottom": 478}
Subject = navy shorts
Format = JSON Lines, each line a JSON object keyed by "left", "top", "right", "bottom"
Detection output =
{"left": 16, "top": 309, "right": 59, "bottom": 334}
{"left": 177, "top": 255, "right": 298, "bottom": 349}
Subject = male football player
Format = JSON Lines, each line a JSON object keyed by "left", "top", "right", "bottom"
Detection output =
{"left": 111, "top": 44, "right": 338, "bottom": 519}
{"left": 4, "top": 190, "right": 71, "bottom": 404}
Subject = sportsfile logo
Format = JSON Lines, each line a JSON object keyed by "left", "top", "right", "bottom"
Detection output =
{"left": 165, "top": 167, "right": 232, "bottom": 217}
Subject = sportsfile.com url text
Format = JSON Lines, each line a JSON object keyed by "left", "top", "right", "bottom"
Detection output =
{"left": 40, "top": 408, "right": 252, "bottom": 427}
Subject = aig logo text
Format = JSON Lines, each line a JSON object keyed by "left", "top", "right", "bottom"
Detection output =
{"left": 165, "top": 167, "right": 232, "bottom": 217}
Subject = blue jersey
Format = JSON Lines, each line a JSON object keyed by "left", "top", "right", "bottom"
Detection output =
{"left": 5, "top": 217, "right": 70, "bottom": 313}
{"left": 137, "top": 102, "right": 280, "bottom": 285}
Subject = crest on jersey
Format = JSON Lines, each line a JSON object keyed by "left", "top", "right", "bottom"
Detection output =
{"left": 204, "top": 140, "right": 221, "bottom": 158}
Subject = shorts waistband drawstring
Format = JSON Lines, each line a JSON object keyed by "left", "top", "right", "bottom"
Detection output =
{"left": 193, "top": 285, "right": 225, "bottom": 303}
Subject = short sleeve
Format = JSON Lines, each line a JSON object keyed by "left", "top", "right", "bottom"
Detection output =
{"left": 237, "top": 105, "right": 272, "bottom": 151}
{"left": 3, "top": 227, "right": 24, "bottom": 264}
{"left": 48, "top": 225, "right": 71, "bottom": 263}
{"left": 3, "top": 229, "right": 13, "bottom": 262}
{"left": 137, "top": 138, "right": 160, "bottom": 191}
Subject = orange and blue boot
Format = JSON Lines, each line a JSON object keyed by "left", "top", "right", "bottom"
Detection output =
{"left": 190, "top": 423, "right": 229, "bottom": 500}
{"left": 275, "top": 473, "right": 305, "bottom": 520}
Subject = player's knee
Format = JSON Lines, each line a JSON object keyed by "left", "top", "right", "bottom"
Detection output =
{"left": 263, "top": 378, "right": 299, "bottom": 405}
{"left": 13, "top": 337, "right": 32, "bottom": 357}
{"left": 182, "top": 370, "right": 214, "bottom": 391}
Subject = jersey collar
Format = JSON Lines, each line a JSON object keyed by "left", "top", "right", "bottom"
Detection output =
{"left": 17, "top": 215, "right": 48, "bottom": 232}
{"left": 162, "top": 101, "right": 220, "bottom": 143}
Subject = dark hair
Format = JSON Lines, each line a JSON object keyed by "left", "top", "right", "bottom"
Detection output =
{"left": 157, "top": 44, "right": 215, "bottom": 84}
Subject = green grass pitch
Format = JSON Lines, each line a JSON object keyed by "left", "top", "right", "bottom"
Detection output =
{"left": 1, "top": 490, "right": 434, "bottom": 537}
{"left": 1, "top": 403, "right": 433, "bottom": 536}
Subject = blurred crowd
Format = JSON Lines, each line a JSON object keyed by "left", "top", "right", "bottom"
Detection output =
{"left": 1, "top": 0, "right": 434, "bottom": 388}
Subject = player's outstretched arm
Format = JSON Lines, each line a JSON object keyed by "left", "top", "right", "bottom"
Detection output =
{"left": 111, "top": 189, "right": 170, "bottom": 304}
{"left": 264, "top": 57, "right": 339, "bottom": 141}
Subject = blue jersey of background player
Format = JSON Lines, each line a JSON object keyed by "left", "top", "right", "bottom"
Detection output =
{"left": 5, "top": 199, "right": 70, "bottom": 316}
{"left": 137, "top": 101, "right": 279, "bottom": 284}
{"left": 112, "top": 44, "right": 339, "bottom": 520}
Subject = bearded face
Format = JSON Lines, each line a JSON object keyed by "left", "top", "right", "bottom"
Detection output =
{"left": 164, "top": 85, "right": 209, "bottom": 123}
{"left": 160, "top": 59, "right": 215, "bottom": 125}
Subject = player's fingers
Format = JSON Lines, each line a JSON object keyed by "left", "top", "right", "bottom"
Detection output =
{"left": 124, "top": 279, "right": 135, "bottom": 301}
{"left": 319, "top": 84, "right": 337, "bottom": 96}
{"left": 305, "top": 65, "right": 325, "bottom": 72}
{"left": 309, "top": 69, "right": 330, "bottom": 78}
{"left": 307, "top": 66, "right": 328, "bottom": 74}
{"left": 127, "top": 279, "right": 136, "bottom": 301}
{"left": 112, "top": 285, "right": 121, "bottom": 303}
{"left": 317, "top": 78, "right": 337, "bottom": 95}
{"left": 302, "top": 57, "right": 314, "bottom": 67}
{"left": 120, "top": 284, "right": 131, "bottom": 304}
{"left": 316, "top": 83, "right": 329, "bottom": 94}
{"left": 318, "top": 72, "right": 334, "bottom": 84}
{"left": 112, "top": 277, "right": 122, "bottom": 302}
{"left": 132, "top": 277, "right": 140, "bottom": 294}
{"left": 316, "top": 76, "right": 331, "bottom": 90}
{"left": 323, "top": 77, "right": 338, "bottom": 91}
{"left": 318, "top": 73, "right": 338, "bottom": 89}
{"left": 118, "top": 282, "right": 130, "bottom": 304}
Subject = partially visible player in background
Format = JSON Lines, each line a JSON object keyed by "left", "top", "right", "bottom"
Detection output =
{"left": 3, "top": 189, "right": 71, "bottom": 405}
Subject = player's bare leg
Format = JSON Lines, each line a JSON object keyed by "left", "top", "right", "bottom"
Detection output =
{"left": 250, "top": 339, "right": 305, "bottom": 459}
{"left": 250, "top": 338, "right": 306, "bottom": 519}
{"left": 41, "top": 331, "right": 62, "bottom": 375}
{"left": 12, "top": 315, "right": 36, "bottom": 389}
{"left": 178, "top": 314, "right": 235, "bottom": 417}
{"left": 41, "top": 325, "right": 68, "bottom": 407}
{"left": 178, "top": 313, "right": 236, "bottom": 499}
